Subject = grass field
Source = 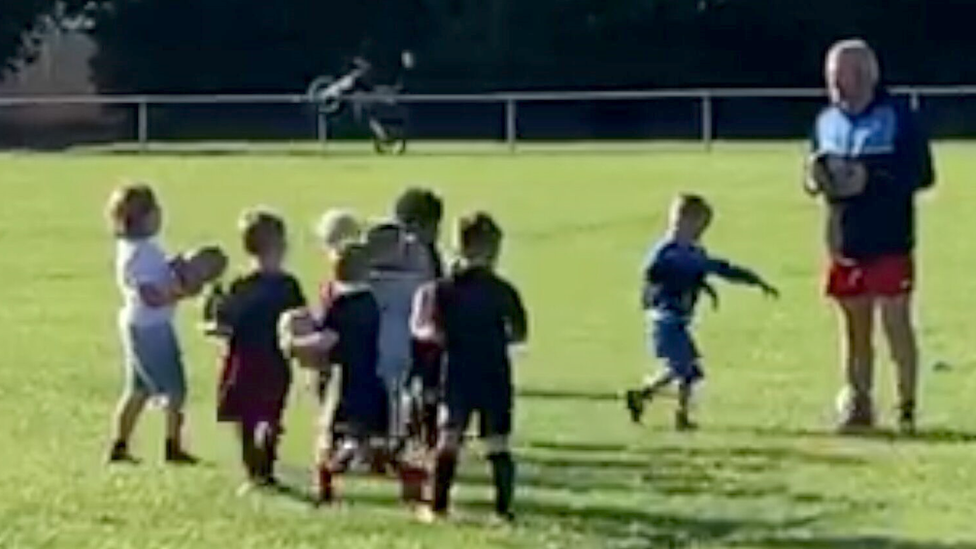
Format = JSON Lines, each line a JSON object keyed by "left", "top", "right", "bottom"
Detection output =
{"left": 2, "top": 143, "right": 976, "bottom": 549}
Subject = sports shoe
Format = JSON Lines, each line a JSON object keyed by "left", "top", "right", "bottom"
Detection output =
{"left": 625, "top": 390, "right": 645, "bottom": 424}
{"left": 675, "top": 411, "right": 699, "bottom": 432}
{"left": 106, "top": 442, "right": 140, "bottom": 465}
{"left": 490, "top": 511, "right": 516, "bottom": 526}
{"left": 837, "top": 392, "right": 875, "bottom": 434}
{"left": 164, "top": 444, "right": 200, "bottom": 466}
{"left": 414, "top": 505, "right": 440, "bottom": 524}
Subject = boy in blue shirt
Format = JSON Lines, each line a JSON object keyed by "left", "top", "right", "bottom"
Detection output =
{"left": 625, "top": 194, "right": 778, "bottom": 430}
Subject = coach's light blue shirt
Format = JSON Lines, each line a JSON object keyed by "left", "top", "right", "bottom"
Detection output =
{"left": 811, "top": 89, "right": 935, "bottom": 259}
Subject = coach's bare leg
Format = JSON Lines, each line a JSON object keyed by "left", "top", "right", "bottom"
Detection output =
{"left": 110, "top": 390, "right": 149, "bottom": 461}
{"left": 880, "top": 293, "right": 919, "bottom": 432}
{"left": 837, "top": 296, "right": 876, "bottom": 429}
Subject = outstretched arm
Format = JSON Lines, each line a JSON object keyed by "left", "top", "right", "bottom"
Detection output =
{"left": 705, "top": 258, "right": 779, "bottom": 298}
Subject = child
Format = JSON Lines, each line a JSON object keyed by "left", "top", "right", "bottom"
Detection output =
{"left": 314, "top": 242, "right": 391, "bottom": 504}
{"left": 365, "top": 222, "right": 433, "bottom": 454}
{"left": 105, "top": 183, "right": 198, "bottom": 465}
{"left": 393, "top": 188, "right": 445, "bottom": 278}
{"left": 311, "top": 208, "right": 364, "bottom": 400}
{"left": 208, "top": 209, "right": 305, "bottom": 488}
{"left": 412, "top": 212, "right": 528, "bottom": 522}
{"left": 392, "top": 188, "right": 446, "bottom": 449}
{"left": 315, "top": 208, "right": 364, "bottom": 264}
{"left": 625, "top": 194, "right": 778, "bottom": 431}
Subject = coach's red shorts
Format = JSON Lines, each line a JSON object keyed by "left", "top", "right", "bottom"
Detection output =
{"left": 826, "top": 254, "right": 914, "bottom": 298}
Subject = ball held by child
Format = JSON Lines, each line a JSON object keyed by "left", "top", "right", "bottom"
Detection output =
{"left": 277, "top": 307, "right": 335, "bottom": 369}
{"left": 171, "top": 245, "right": 229, "bottom": 296}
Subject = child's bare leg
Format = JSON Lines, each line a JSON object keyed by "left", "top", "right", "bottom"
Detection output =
{"left": 316, "top": 435, "right": 361, "bottom": 504}
{"left": 485, "top": 435, "right": 515, "bottom": 521}
{"left": 641, "top": 370, "right": 676, "bottom": 399}
{"left": 238, "top": 421, "right": 260, "bottom": 481}
{"left": 109, "top": 390, "right": 148, "bottom": 461}
{"left": 432, "top": 429, "right": 463, "bottom": 516}
{"left": 254, "top": 420, "right": 283, "bottom": 483}
{"left": 625, "top": 370, "right": 674, "bottom": 424}
{"left": 164, "top": 402, "right": 198, "bottom": 464}
{"left": 675, "top": 378, "right": 698, "bottom": 431}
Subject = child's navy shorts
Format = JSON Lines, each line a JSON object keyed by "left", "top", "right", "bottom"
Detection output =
{"left": 646, "top": 315, "right": 703, "bottom": 384}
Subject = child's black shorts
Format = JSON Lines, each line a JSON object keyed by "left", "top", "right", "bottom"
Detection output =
{"left": 441, "top": 386, "right": 512, "bottom": 438}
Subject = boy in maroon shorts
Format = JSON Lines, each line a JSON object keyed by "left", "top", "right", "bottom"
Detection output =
{"left": 206, "top": 209, "right": 305, "bottom": 489}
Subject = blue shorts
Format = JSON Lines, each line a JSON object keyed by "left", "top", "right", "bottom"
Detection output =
{"left": 647, "top": 316, "right": 703, "bottom": 384}
{"left": 120, "top": 322, "right": 187, "bottom": 407}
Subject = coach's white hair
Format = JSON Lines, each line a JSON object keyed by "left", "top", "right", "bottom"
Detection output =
{"left": 825, "top": 39, "right": 880, "bottom": 85}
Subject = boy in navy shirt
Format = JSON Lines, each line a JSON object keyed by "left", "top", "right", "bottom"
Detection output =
{"left": 412, "top": 212, "right": 527, "bottom": 522}
{"left": 208, "top": 210, "right": 305, "bottom": 488}
{"left": 314, "top": 243, "right": 390, "bottom": 503}
{"left": 625, "top": 194, "right": 777, "bottom": 430}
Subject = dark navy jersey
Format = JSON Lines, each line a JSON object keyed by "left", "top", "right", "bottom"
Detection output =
{"left": 434, "top": 266, "right": 527, "bottom": 396}
{"left": 641, "top": 239, "right": 762, "bottom": 322}
{"left": 320, "top": 288, "right": 387, "bottom": 423}
{"left": 217, "top": 271, "right": 305, "bottom": 364}
{"left": 426, "top": 241, "right": 444, "bottom": 279}
{"left": 811, "top": 90, "right": 935, "bottom": 259}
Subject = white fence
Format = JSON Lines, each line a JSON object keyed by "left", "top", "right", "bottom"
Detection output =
{"left": 0, "top": 86, "right": 972, "bottom": 151}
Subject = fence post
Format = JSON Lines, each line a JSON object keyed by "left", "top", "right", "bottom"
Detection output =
{"left": 910, "top": 90, "right": 921, "bottom": 112}
{"left": 137, "top": 100, "right": 148, "bottom": 152}
{"left": 317, "top": 111, "right": 328, "bottom": 148}
{"left": 701, "top": 92, "right": 713, "bottom": 151}
{"left": 505, "top": 98, "right": 518, "bottom": 152}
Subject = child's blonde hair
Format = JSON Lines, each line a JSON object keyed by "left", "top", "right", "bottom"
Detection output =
{"left": 315, "top": 209, "right": 362, "bottom": 252}
{"left": 105, "top": 183, "right": 159, "bottom": 238}
{"left": 239, "top": 208, "right": 286, "bottom": 256}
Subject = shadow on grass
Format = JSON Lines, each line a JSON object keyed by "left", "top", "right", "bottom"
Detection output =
{"left": 490, "top": 445, "right": 861, "bottom": 505}
{"left": 739, "top": 425, "right": 976, "bottom": 445}
{"left": 526, "top": 439, "right": 867, "bottom": 467}
{"left": 268, "top": 438, "right": 960, "bottom": 548}
{"left": 745, "top": 535, "right": 976, "bottom": 549}
{"left": 464, "top": 497, "right": 821, "bottom": 548}
{"left": 517, "top": 388, "right": 622, "bottom": 402}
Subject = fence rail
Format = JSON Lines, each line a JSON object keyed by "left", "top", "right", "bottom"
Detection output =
{"left": 1, "top": 86, "right": 974, "bottom": 151}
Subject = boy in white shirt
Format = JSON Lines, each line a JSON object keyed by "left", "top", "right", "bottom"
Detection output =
{"left": 106, "top": 183, "right": 201, "bottom": 464}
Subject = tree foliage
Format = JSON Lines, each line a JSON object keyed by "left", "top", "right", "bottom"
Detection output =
{"left": 11, "top": 0, "right": 976, "bottom": 93}
{"left": 0, "top": 0, "right": 89, "bottom": 75}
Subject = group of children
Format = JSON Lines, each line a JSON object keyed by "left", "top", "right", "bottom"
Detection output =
{"left": 105, "top": 184, "right": 528, "bottom": 522}
{"left": 104, "top": 178, "right": 780, "bottom": 522}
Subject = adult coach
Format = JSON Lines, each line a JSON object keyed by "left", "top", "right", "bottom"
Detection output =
{"left": 807, "top": 39, "right": 935, "bottom": 434}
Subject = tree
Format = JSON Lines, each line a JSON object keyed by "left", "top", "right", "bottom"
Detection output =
{"left": 0, "top": 0, "right": 91, "bottom": 76}
{"left": 80, "top": 0, "right": 976, "bottom": 94}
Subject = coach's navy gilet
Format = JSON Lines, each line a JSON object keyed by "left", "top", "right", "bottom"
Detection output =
{"left": 812, "top": 89, "right": 935, "bottom": 260}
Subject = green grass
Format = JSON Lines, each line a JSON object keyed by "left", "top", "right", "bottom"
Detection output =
{"left": 2, "top": 143, "right": 976, "bottom": 549}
